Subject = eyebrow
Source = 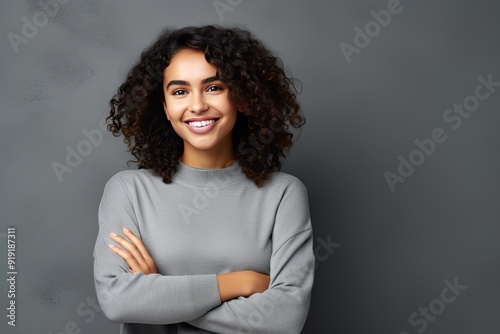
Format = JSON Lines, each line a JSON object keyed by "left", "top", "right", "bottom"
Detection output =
{"left": 166, "top": 76, "right": 220, "bottom": 89}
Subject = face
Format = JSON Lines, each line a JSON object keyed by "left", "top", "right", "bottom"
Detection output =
{"left": 163, "top": 48, "right": 238, "bottom": 164}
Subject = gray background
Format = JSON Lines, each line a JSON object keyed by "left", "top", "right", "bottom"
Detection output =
{"left": 1, "top": 0, "right": 499, "bottom": 333}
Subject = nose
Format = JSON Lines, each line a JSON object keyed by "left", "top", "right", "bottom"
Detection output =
{"left": 189, "top": 92, "right": 208, "bottom": 113}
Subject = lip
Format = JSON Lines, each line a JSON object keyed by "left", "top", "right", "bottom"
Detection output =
{"left": 184, "top": 118, "right": 220, "bottom": 134}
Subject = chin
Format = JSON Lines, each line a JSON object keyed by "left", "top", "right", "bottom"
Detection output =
{"left": 185, "top": 140, "right": 220, "bottom": 151}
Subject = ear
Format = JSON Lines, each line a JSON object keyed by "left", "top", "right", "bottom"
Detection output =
{"left": 163, "top": 101, "right": 170, "bottom": 121}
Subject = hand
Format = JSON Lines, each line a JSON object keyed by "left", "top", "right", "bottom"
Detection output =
{"left": 108, "top": 228, "right": 158, "bottom": 275}
{"left": 216, "top": 270, "right": 270, "bottom": 302}
{"left": 245, "top": 270, "right": 270, "bottom": 295}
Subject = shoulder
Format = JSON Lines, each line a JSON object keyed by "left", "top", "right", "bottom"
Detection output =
{"left": 106, "top": 168, "right": 155, "bottom": 184}
{"left": 262, "top": 170, "right": 309, "bottom": 203}
{"left": 102, "top": 168, "right": 159, "bottom": 194}
{"left": 266, "top": 170, "right": 308, "bottom": 192}
{"left": 266, "top": 171, "right": 312, "bottom": 239}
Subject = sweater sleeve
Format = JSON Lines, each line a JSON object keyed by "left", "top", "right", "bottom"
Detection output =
{"left": 185, "top": 178, "right": 315, "bottom": 334}
{"left": 93, "top": 175, "right": 222, "bottom": 324}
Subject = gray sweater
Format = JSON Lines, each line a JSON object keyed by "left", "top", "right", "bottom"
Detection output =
{"left": 93, "top": 160, "right": 315, "bottom": 334}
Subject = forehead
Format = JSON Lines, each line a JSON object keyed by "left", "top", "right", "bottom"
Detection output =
{"left": 163, "top": 49, "right": 217, "bottom": 80}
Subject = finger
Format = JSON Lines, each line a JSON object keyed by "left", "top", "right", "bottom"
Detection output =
{"left": 121, "top": 229, "right": 158, "bottom": 272}
{"left": 109, "top": 232, "right": 148, "bottom": 265}
{"left": 110, "top": 230, "right": 157, "bottom": 274}
{"left": 108, "top": 244, "right": 142, "bottom": 273}
{"left": 122, "top": 228, "right": 155, "bottom": 263}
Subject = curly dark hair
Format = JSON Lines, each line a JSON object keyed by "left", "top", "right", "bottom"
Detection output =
{"left": 107, "top": 25, "right": 305, "bottom": 187}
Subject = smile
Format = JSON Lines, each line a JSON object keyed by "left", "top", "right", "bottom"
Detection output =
{"left": 187, "top": 119, "right": 217, "bottom": 127}
{"left": 184, "top": 118, "right": 220, "bottom": 134}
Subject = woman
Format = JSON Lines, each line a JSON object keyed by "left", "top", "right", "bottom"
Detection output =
{"left": 93, "top": 25, "right": 315, "bottom": 334}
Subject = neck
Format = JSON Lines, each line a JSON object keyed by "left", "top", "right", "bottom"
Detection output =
{"left": 180, "top": 136, "right": 236, "bottom": 169}
{"left": 175, "top": 158, "right": 245, "bottom": 187}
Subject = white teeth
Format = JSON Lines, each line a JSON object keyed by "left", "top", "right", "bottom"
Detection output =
{"left": 189, "top": 119, "right": 215, "bottom": 127}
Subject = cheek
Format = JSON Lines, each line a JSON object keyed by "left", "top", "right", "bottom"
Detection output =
{"left": 218, "top": 98, "right": 237, "bottom": 118}
{"left": 169, "top": 119, "right": 186, "bottom": 138}
{"left": 164, "top": 101, "right": 182, "bottom": 120}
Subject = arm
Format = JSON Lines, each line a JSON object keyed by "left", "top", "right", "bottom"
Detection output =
{"left": 93, "top": 175, "right": 223, "bottom": 324}
{"left": 185, "top": 179, "right": 315, "bottom": 334}
{"left": 108, "top": 227, "right": 268, "bottom": 303}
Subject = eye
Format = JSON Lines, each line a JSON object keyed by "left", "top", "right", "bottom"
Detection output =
{"left": 207, "top": 85, "right": 223, "bottom": 93}
{"left": 172, "top": 89, "right": 187, "bottom": 96}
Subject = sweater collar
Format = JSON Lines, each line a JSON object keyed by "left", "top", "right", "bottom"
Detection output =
{"left": 173, "top": 159, "right": 247, "bottom": 187}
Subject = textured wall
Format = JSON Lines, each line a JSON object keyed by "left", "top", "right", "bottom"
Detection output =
{"left": 1, "top": 1, "right": 499, "bottom": 333}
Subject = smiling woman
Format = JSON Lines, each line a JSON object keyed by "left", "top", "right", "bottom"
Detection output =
{"left": 93, "top": 25, "right": 314, "bottom": 334}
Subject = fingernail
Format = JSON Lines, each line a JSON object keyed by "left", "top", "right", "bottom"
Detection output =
{"left": 123, "top": 227, "right": 130, "bottom": 233}
{"left": 108, "top": 244, "right": 115, "bottom": 249}
{"left": 110, "top": 232, "right": 117, "bottom": 237}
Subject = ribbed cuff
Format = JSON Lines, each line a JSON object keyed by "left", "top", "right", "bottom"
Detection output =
{"left": 187, "top": 274, "right": 222, "bottom": 313}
